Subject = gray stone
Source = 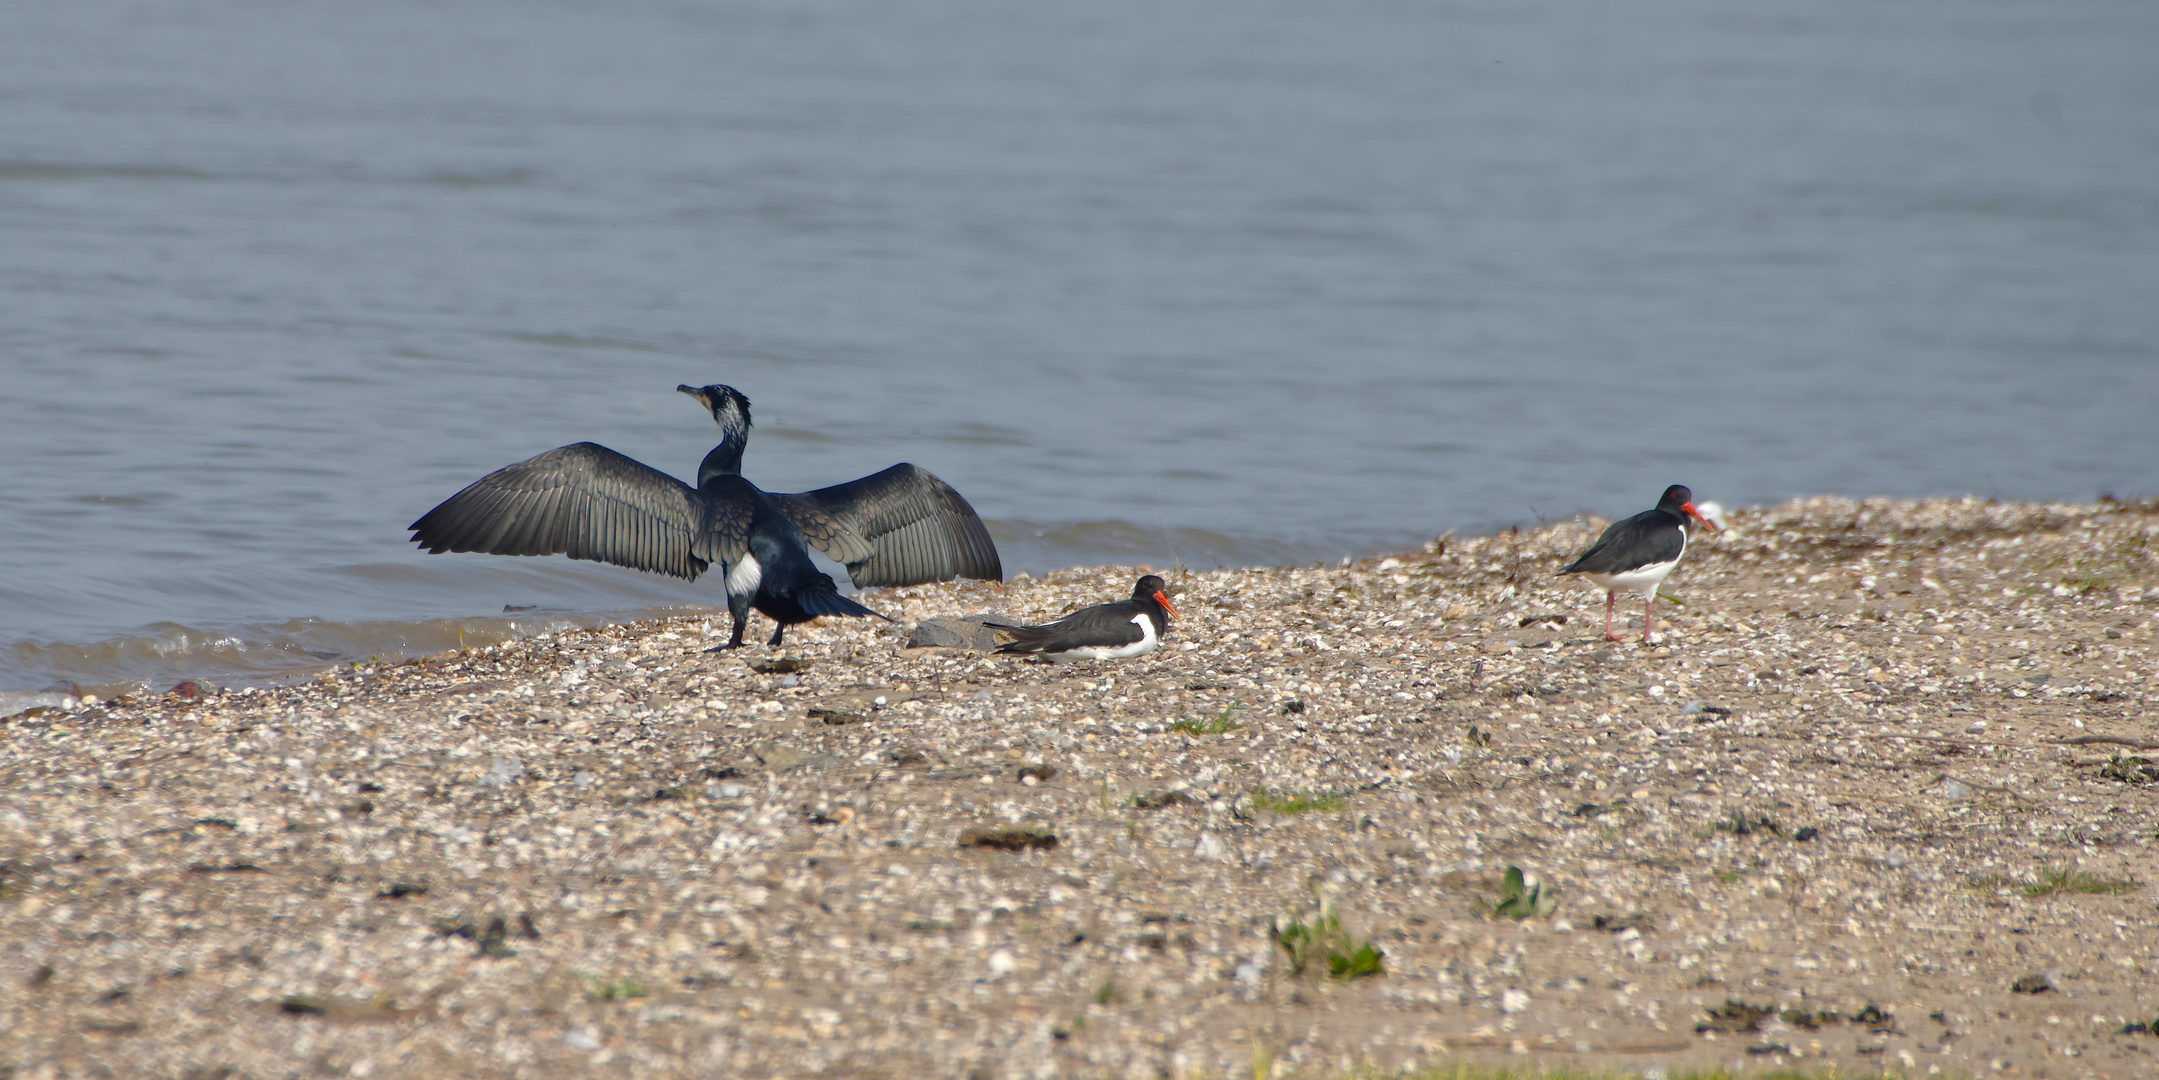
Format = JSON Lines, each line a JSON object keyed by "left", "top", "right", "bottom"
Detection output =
{"left": 904, "top": 614, "right": 1006, "bottom": 651}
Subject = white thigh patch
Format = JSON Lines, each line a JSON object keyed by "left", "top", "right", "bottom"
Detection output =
{"left": 726, "top": 553, "right": 763, "bottom": 598}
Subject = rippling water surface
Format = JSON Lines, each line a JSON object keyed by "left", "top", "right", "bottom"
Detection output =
{"left": 4, "top": 0, "right": 2157, "bottom": 701}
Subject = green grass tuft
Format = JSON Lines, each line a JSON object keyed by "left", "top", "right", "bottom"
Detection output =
{"left": 1250, "top": 786, "right": 1346, "bottom": 815}
{"left": 1169, "top": 703, "right": 1244, "bottom": 736}
{"left": 1325, "top": 1067, "right": 1930, "bottom": 1080}
{"left": 2099, "top": 752, "right": 2159, "bottom": 784}
{"left": 584, "top": 974, "right": 648, "bottom": 1002}
{"left": 1485, "top": 865, "right": 1560, "bottom": 921}
{"left": 1967, "top": 863, "right": 2140, "bottom": 897}
{"left": 2021, "top": 864, "right": 2141, "bottom": 896}
{"left": 1271, "top": 884, "right": 1385, "bottom": 981}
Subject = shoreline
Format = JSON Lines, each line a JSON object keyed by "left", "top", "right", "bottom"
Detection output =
{"left": 3, "top": 494, "right": 2157, "bottom": 1077}
{"left": 0, "top": 521, "right": 1381, "bottom": 706}
{"left": 1, "top": 494, "right": 2146, "bottom": 703}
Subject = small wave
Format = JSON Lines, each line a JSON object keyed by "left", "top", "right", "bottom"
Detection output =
{"left": 0, "top": 160, "right": 212, "bottom": 182}
{"left": 987, "top": 519, "right": 1345, "bottom": 576}
{"left": 3, "top": 606, "right": 723, "bottom": 703}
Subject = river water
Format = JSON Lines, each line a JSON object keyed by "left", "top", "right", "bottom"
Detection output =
{"left": 5, "top": 0, "right": 2156, "bottom": 702}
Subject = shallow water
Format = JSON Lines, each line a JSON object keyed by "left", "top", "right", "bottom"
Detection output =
{"left": 4, "top": 0, "right": 2157, "bottom": 700}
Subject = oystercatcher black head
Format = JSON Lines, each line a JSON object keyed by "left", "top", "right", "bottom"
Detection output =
{"left": 1558, "top": 485, "right": 1716, "bottom": 643}
{"left": 984, "top": 575, "right": 1180, "bottom": 661}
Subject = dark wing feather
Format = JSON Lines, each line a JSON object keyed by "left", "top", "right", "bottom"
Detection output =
{"left": 409, "top": 442, "right": 709, "bottom": 580}
{"left": 688, "top": 477, "right": 758, "bottom": 569}
{"left": 772, "top": 463, "right": 1003, "bottom": 587}
{"left": 1558, "top": 509, "right": 1685, "bottom": 575}
{"left": 984, "top": 602, "right": 1146, "bottom": 654}
{"left": 981, "top": 618, "right": 1061, "bottom": 654}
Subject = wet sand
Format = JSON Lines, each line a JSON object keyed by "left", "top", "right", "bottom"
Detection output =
{"left": 3, "top": 495, "right": 2157, "bottom": 1078}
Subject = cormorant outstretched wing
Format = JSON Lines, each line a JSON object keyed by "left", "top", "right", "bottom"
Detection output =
{"left": 771, "top": 463, "right": 1003, "bottom": 588}
{"left": 408, "top": 442, "right": 709, "bottom": 580}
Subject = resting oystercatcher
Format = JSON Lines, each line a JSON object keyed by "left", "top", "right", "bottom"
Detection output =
{"left": 984, "top": 575, "right": 1180, "bottom": 661}
{"left": 1558, "top": 484, "right": 1716, "bottom": 643}
{"left": 410, "top": 383, "right": 1002, "bottom": 648}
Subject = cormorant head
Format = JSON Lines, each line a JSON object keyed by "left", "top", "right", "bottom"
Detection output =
{"left": 679, "top": 383, "right": 753, "bottom": 483}
{"left": 678, "top": 383, "right": 752, "bottom": 432}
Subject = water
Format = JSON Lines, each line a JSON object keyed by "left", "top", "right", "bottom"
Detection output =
{"left": 5, "top": 0, "right": 2157, "bottom": 701}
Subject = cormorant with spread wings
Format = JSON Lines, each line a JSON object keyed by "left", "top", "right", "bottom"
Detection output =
{"left": 409, "top": 383, "right": 1003, "bottom": 648}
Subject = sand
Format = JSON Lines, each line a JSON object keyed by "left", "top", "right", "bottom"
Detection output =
{"left": 3, "top": 495, "right": 2157, "bottom": 1079}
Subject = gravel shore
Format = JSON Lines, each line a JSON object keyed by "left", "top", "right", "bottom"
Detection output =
{"left": 5, "top": 495, "right": 2158, "bottom": 1079}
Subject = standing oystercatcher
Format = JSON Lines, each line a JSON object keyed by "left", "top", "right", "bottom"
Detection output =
{"left": 409, "top": 383, "right": 1002, "bottom": 648}
{"left": 1558, "top": 485, "right": 1716, "bottom": 643}
{"left": 984, "top": 575, "right": 1180, "bottom": 661}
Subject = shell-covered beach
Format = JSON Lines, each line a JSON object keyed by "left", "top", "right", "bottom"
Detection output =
{"left": 4, "top": 496, "right": 2158, "bottom": 1078}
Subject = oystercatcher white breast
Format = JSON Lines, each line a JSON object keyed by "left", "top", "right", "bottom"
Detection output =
{"left": 1558, "top": 484, "right": 1716, "bottom": 643}
{"left": 984, "top": 575, "right": 1180, "bottom": 661}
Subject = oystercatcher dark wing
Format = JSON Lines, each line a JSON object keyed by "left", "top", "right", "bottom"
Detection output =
{"left": 409, "top": 383, "right": 1000, "bottom": 648}
{"left": 1558, "top": 484, "right": 1716, "bottom": 643}
{"left": 984, "top": 575, "right": 1179, "bottom": 662}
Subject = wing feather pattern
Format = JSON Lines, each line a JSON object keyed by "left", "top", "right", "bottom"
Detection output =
{"left": 409, "top": 443, "right": 709, "bottom": 580}
{"left": 689, "top": 484, "right": 756, "bottom": 569}
{"left": 772, "top": 463, "right": 1002, "bottom": 587}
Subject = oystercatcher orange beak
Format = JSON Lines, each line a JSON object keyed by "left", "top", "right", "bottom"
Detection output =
{"left": 1682, "top": 502, "right": 1717, "bottom": 531}
{"left": 1153, "top": 591, "right": 1180, "bottom": 621}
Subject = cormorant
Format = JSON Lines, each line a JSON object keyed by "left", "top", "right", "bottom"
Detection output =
{"left": 409, "top": 383, "right": 1003, "bottom": 648}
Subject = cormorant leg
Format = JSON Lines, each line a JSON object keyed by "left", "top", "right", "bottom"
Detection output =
{"left": 766, "top": 624, "right": 786, "bottom": 647}
{"left": 703, "top": 594, "right": 752, "bottom": 651}
{"left": 1602, "top": 591, "right": 1623, "bottom": 642}
{"left": 705, "top": 622, "right": 746, "bottom": 652}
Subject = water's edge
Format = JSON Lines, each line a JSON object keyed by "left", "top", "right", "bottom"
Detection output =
{"left": 1, "top": 516, "right": 1395, "bottom": 703}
